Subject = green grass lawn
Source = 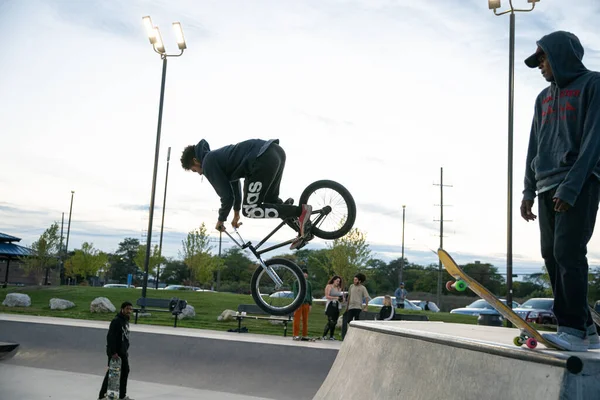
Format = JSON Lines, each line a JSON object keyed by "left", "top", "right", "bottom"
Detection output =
{"left": 0, "top": 286, "right": 484, "bottom": 338}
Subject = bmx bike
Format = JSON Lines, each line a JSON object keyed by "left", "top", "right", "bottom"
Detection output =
{"left": 222, "top": 179, "right": 356, "bottom": 316}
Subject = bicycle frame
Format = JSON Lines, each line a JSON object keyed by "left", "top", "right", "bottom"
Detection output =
{"left": 221, "top": 208, "right": 330, "bottom": 287}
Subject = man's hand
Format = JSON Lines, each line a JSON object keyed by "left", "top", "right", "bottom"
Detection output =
{"left": 111, "top": 353, "right": 120, "bottom": 360}
{"left": 520, "top": 199, "right": 537, "bottom": 221}
{"left": 553, "top": 197, "right": 571, "bottom": 212}
{"left": 215, "top": 220, "right": 226, "bottom": 232}
{"left": 309, "top": 305, "right": 312, "bottom": 312}
{"left": 231, "top": 211, "right": 242, "bottom": 229}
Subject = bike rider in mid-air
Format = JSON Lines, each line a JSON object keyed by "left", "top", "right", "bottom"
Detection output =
{"left": 180, "top": 138, "right": 312, "bottom": 249}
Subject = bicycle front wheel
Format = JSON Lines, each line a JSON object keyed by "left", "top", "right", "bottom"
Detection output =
{"left": 299, "top": 180, "right": 356, "bottom": 240}
{"left": 250, "top": 258, "right": 307, "bottom": 316}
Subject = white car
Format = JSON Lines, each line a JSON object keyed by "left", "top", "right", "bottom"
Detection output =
{"left": 368, "top": 296, "right": 422, "bottom": 311}
{"left": 103, "top": 284, "right": 134, "bottom": 288}
{"left": 410, "top": 300, "right": 440, "bottom": 312}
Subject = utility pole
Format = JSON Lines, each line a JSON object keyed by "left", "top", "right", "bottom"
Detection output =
{"left": 64, "top": 191, "right": 75, "bottom": 285}
{"left": 433, "top": 168, "right": 452, "bottom": 308}
{"left": 398, "top": 205, "right": 406, "bottom": 285}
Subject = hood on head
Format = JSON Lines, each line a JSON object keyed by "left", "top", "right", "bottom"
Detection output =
{"left": 194, "top": 139, "right": 211, "bottom": 164}
{"left": 524, "top": 31, "right": 588, "bottom": 87}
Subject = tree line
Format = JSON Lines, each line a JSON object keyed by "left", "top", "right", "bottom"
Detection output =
{"left": 19, "top": 221, "right": 600, "bottom": 302}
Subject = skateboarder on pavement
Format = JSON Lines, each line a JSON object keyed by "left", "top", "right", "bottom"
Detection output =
{"left": 521, "top": 30, "right": 600, "bottom": 351}
{"left": 98, "top": 301, "right": 133, "bottom": 400}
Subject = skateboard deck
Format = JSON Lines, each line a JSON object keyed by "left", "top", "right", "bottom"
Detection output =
{"left": 438, "top": 249, "right": 564, "bottom": 350}
{"left": 590, "top": 306, "right": 600, "bottom": 328}
{"left": 293, "top": 336, "right": 321, "bottom": 342}
{"left": 107, "top": 357, "right": 121, "bottom": 399}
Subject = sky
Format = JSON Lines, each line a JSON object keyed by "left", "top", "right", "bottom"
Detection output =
{"left": 2, "top": 0, "right": 600, "bottom": 279}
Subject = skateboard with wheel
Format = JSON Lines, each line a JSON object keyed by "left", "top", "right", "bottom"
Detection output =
{"left": 106, "top": 357, "right": 121, "bottom": 399}
{"left": 438, "top": 248, "right": 565, "bottom": 350}
{"left": 590, "top": 306, "right": 600, "bottom": 328}
{"left": 293, "top": 336, "right": 322, "bottom": 342}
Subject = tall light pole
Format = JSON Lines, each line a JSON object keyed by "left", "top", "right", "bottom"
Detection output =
{"left": 399, "top": 205, "right": 405, "bottom": 286}
{"left": 140, "top": 16, "right": 187, "bottom": 305}
{"left": 488, "top": 0, "right": 540, "bottom": 319}
{"left": 156, "top": 147, "right": 171, "bottom": 289}
{"left": 63, "top": 191, "right": 75, "bottom": 285}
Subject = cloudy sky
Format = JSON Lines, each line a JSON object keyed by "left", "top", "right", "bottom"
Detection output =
{"left": 2, "top": 0, "right": 600, "bottom": 278}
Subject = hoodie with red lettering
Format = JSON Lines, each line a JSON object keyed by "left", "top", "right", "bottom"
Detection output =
{"left": 195, "top": 138, "right": 278, "bottom": 222}
{"left": 523, "top": 31, "right": 600, "bottom": 207}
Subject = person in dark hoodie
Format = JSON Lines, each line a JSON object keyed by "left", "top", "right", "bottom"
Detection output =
{"left": 521, "top": 31, "right": 600, "bottom": 351}
{"left": 98, "top": 301, "right": 133, "bottom": 400}
{"left": 180, "top": 139, "right": 312, "bottom": 249}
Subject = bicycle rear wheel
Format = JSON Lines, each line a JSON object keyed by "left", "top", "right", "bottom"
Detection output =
{"left": 251, "top": 258, "right": 307, "bottom": 316}
{"left": 299, "top": 180, "right": 356, "bottom": 240}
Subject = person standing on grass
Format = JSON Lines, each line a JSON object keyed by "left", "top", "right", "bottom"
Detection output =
{"left": 341, "top": 273, "right": 370, "bottom": 340}
{"left": 292, "top": 267, "right": 313, "bottom": 340}
{"left": 98, "top": 301, "right": 134, "bottom": 400}
{"left": 323, "top": 275, "right": 343, "bottom": 340}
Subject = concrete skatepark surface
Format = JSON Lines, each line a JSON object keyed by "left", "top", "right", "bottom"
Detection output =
{"left": 0, "top": 314, "right": 339, "bottom": 400}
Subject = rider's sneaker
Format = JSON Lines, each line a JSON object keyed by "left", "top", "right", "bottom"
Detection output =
{"left": 542, "top": 332, "right": 589, "bottom": 351}
{"left": 588, "top": 333, "right": 600, "bottom": 350}
{"left": 298, "top": 205, "right": 312, "bottom": 237}
{"left": 290, "top": 237, "right": 304, "bottom": 250}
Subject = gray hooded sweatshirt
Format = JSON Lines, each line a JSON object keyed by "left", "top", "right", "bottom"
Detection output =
{"left": 523, "top": 31, "right": 600, "bottom": 207}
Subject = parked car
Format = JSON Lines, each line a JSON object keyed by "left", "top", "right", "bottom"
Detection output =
{"left": 103, "top": 284, "right": 135, "bottom": 288}
{"left": 269, "top": 291, "right": 294, "bottom": 298}
{"left": 163, "top": 285, "right": 199, "bottom": 291}
{"left": 410, "top": 300, "right": 440, "bottom": 312}
{"left": 450, "top": 299, "right": 521, "bottom": 316}
{"left": 368, "top": 296, "right": 423, "bottom": 311}
{"left": 513, "top": 298, "right": 556, "bottom": 325}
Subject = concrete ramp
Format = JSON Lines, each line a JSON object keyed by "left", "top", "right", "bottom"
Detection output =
{"left": 0, "top": 341, "right": 19, "bottom": 360}
{"left": 314, "top": 321, "right": 600, "bottom": 400}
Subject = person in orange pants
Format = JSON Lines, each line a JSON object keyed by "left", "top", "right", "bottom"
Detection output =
{"left": 292, "top": 268, "right": 313, "bottom": 340}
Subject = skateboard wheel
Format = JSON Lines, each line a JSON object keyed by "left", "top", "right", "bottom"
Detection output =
{"left": 526, "top": 338, "right": 538, "bottom": 349}
{"left": 455, "top": 280, "right": 468, "bottom": 292}
{"left": 513, "top": 336, "right": 523, "bottom": 347}
{"left": 445, "top": 281, "right": 455, "bottom": 292}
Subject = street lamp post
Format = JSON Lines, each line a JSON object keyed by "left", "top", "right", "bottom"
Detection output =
{"left": 140, "top": 16, "right": 187, "bottom": 306}
{"left": 156, "top": 147, "right": 171, "bottom": 289}
{"left": 63, "top": 191, "right": 75, "bottom": 285}
{"left": 488, "top": 0, "right": 540, "bottom": 318}
{"left": 399, "top": 205, "right": 405, "bottom": 286}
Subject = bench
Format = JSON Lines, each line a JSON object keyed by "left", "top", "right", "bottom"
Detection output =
{"left": 133, "top": 297, "right": 188, "bottom": 327}
{"left": 359, "top": 311, "right": 430, "bottom": 322}
{"left": 235, "top": 304, "right": 294, "bottom": 337}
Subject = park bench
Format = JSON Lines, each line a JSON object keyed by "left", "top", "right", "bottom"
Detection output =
{"left": 235, "top": 304, "right": 294, "bottom": 337}
{"left": 133, "top": 297, "right": 188, "bottom": 327}
{"left": 359, "top": 311, "right": 429, "bottom": 322}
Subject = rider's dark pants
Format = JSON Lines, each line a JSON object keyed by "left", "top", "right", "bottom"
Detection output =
{"left": 99, "top": 356, "right": 130, "bottom": 399}
{"left": 242, "top": 143, "right": 301, "bottom": 220}
{"left": 538, "top": 177, "right": 600, "bottom": 338}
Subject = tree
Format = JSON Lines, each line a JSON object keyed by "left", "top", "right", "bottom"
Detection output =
{"left": 20, "top": 222, "right": 61, "bottom": 285}
{"left": 180, "top": 223, "right": 217, "bottom": 286}
{"left": 134, "top": 244, "right": 165, "bottom": 283}
{"left": 326, "top": 227, "right": 371, "bottom": 290}
{"left": 64, "top": 242, "right": 108, "bottom": 280}
{"left": 108, "top": 238, "right": 140, "bottom": 283}
{"left": 160, "top": 258, "right": 189, "bottom": 284}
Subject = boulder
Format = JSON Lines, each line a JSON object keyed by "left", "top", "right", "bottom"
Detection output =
{"left": 90, "top": 297, "right": 116, "bottom": 313}
{"left": 217, "top": 309, "right": 237, "bottom": 322}
{"left": 2, "top": 293, "right": 31, "bottom": 307}
{"left": 269, "top": 316, "right": 285, "bottom": 325}
{"left": 50, "top": 298, "right": 75, "bottom": 310}
{"left": 178, "top": 304, "right": 196, "bottom": 320}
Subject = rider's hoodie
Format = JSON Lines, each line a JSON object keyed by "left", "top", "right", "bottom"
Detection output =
{"left": 194, "top": 138, "right": 278, "bottom": 221}
{"left": 523, "top": 31, "right": 600, "bottom": 207}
